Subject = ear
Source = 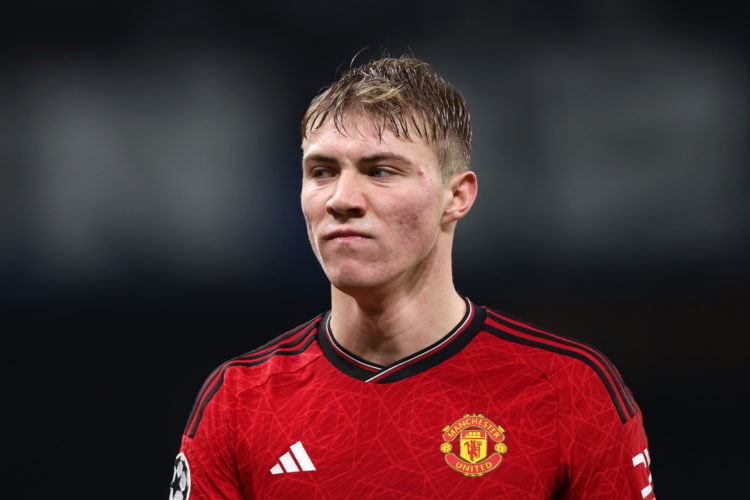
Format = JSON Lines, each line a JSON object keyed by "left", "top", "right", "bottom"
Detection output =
{"left": 442, "top": 170, "right": 478, "bottom": 224}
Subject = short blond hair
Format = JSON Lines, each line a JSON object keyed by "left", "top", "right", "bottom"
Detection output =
{"left": 301, "top": 56, "right": 471, "bottom": 179}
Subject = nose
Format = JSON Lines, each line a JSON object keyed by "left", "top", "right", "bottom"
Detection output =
{"left": 326, "top": 170, "right": 366, "bottom": 218}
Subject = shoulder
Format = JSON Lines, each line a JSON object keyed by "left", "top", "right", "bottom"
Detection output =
{"left": 182, "top": 313, "right": 325, "bottom": 438}
{"left": 479, "top": 306, "right": 640, "bottom": 424}
{"left": 220, "top": 313, "right": 325, "bottom": 379}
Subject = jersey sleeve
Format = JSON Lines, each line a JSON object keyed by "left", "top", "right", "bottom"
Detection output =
{"left": 169, "top": 368, "right": 247, "bottom": 500}
{"left": 556, "top": 360, "right": 655, "bottom": 499}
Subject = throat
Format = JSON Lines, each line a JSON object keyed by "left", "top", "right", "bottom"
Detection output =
{"left": 328, "top": 293, "right": 468, "bottom": 366}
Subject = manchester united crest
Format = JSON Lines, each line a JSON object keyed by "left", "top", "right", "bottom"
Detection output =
{"left": 440, "top": 414, "right": 508, "bottom": 476}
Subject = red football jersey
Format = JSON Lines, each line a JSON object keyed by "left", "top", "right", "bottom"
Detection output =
{"left": 170, "top": 299, "right": 655, "bottom": 499}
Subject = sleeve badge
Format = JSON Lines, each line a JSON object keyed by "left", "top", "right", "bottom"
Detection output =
{"left": 169, "top": 452, "right": 191, "bottom": 500}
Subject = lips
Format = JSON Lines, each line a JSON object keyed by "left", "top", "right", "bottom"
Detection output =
{"left": 323, "top": 229, "right": 372, "bottom": 241}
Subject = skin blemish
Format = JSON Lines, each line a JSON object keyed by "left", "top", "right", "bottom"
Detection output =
{"left": 394, "top": 203, "right": 433, "bottom": 240}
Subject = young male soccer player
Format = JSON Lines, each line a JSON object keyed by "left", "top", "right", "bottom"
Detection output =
{"left": 169, "top": 56, "right": 655, "bottom": 499}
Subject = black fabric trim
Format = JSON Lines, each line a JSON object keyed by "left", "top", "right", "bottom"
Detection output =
{"left": 317, "top": 311, "right": 382, "bottom": 380}
{"left": 377, "top": 304, "right": 485, "bottom": 383}
{"left": 486, "top": 309, "right": 637, "bottom": 417}
{"left": 185, "top": 316, "right": 322, "bottom": 438}
{"left": 484, "top": 313, "right": 636, "bottom": 424}
{"left": 318, "top": 299, "right": 486, "bottom": 384}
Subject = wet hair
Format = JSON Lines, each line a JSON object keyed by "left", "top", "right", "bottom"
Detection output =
{"left": 301, "top": 56, "right": 471, "bottom": 179}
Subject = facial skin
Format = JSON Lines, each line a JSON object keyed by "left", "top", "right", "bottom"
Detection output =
{"left": 301, "top": 114, "right": 475, "bottom": 303}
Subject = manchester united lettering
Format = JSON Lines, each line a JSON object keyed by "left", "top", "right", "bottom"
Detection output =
{"left": 440, "top": 414, "right": 508, "bottom": 477}
{"left": 442, "top": 415, "right": 504, "bottom": 442}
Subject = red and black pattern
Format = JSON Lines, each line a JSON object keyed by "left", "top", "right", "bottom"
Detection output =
{"left": 184, "top": 315, "right": 323, "bottom": 438}
{"left": 174, "top": 298, "right": 654, "bottom": 499}
{"left": 484, "top": 309, "right": 639, "bottom": 424}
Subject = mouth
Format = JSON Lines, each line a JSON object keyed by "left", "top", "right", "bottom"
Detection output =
{"left": 323, "top": 229, "right": 372, "bottom": 241}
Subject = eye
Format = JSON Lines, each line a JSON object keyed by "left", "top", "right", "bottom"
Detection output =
{"left": 370, "top": 167, "right": 392, "bottom": 178}
{"left": 310, "top": 167, "right": 335, "bottom": 179}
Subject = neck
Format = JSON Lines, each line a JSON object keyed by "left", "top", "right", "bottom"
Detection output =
{"left": 328, "top": 279, "right": 466, "bottom": 366}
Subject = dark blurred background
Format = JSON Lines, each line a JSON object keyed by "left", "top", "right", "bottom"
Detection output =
{"left": 3, "top": 1, "right": 748, "bottom": 498}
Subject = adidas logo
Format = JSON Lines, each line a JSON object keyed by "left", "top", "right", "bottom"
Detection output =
{"left": 269, "top": 441, "right": 317, "bottom": 475}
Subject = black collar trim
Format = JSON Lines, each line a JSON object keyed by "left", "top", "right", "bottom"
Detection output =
{"left": 318, "top": 298, "right": 486, "bottom": 383}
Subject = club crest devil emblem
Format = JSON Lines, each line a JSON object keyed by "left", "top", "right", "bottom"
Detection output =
{"left": 440, "top": 414, "right": 508, "bottom": 476}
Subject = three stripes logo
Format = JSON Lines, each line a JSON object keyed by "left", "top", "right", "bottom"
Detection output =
{"left": 270, "top": 441, "right": 317, "bottom": 475}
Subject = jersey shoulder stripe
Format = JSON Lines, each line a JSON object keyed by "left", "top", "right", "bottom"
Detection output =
{"left": 484, "top": 308, "right": 638, "bottom": 424}
{"left": 184, "top": 315, "right": 323, "bottom": 438}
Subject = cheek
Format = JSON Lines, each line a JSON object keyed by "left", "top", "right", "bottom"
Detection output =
{"left": 301, "top": 203, "right": 313, "bottom": 226}
{"left": 300, "top": 198, "right": 320, "bottom": 248}
{"left": 394, "top": 207, "right": 425, "bottom": 234}
{"left": 392, "top": 196, "right": 439, "bottom": 242}
{"left": 300, "top": 193, "right": 318, "bottom": 226}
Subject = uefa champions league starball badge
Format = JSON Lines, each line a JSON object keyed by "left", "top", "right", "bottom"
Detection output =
{"left": 169, "top": 453, "right": 191, "bottom": 500}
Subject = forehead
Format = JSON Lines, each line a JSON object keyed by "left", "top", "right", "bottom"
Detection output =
{"left": 302, "top": 115, "right": 436, "bottom": 164}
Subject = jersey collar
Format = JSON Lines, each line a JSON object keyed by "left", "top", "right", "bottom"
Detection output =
{"left": 317, "top": 298, "right": 486, "bottom": 383}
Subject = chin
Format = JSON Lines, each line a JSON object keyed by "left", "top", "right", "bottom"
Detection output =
{"left": 329, "top": 275, "right": 379, "bottom": 291}
{"left": 325, "top": 268, "right": 390, "bottom": 293}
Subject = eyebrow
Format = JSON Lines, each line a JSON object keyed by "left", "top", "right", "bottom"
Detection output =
{"left": 360, "top": 153, "right": 410, "bottom": 164}
{"left": 302, "top": 152, "right": 410, "bottom": 165}
{"left": 302, "top": 153, "right": 337, "bottom": 164}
